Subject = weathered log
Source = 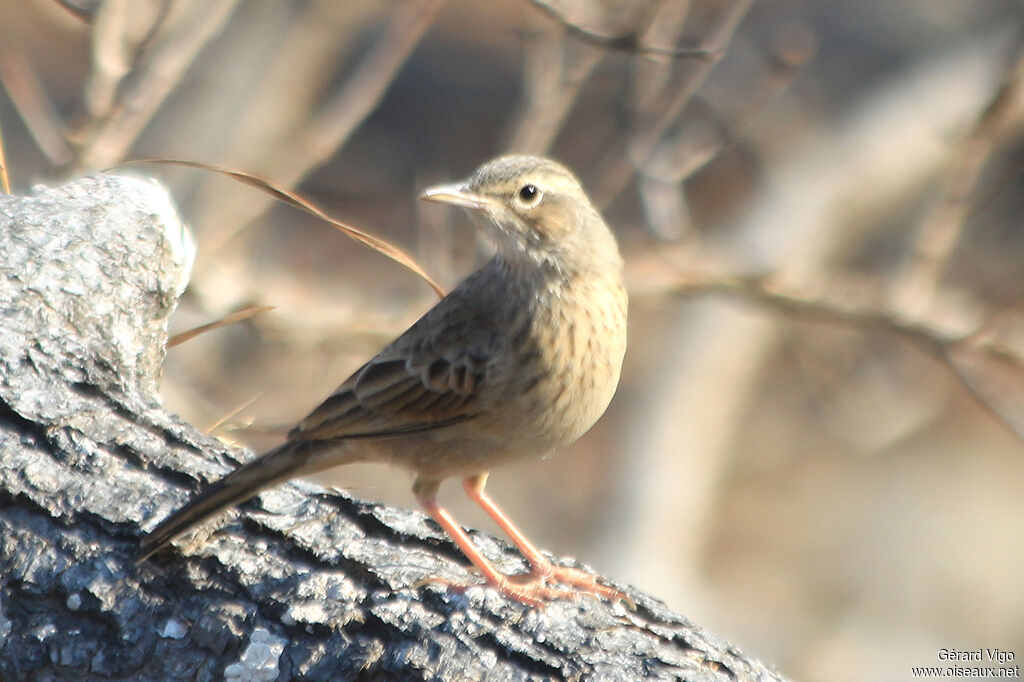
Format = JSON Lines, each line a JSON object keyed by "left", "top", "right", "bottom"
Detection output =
{"left": 0, "top": 175, "right": 787, "bottom": 681}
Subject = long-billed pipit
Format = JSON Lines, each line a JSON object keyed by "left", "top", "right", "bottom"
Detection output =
{"left": 139, "top": 155, "right": 629, "bottom": 606}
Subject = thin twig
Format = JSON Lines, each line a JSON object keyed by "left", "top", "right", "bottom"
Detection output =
{"left": 525, "top": 0, "right": 717, "bottom": 61}
{"left": 628, "top": 0, "right": 754, "bottom": 165}
{"left": 506, "top": 15, "right": 605, "bottom": 153}
{"left": 198, "top": 0, "right": 447, "bottom": 257}
{"left": 82, "top": 0, "right": 176, "bottom": 122}
{"left": 299, "top": 0, "right": 447, "bottom": 175}
{"left": 0, "top": 47, "right": 73, "bottom": 167}
{"left": 665, "top": 273, "right": 956, "bottom": 348}
{"left": 48, "top": 0, "right": 96, "bottom": 23}
{"left": 659, "top": 271, "right": 1024, "bottom": 447}
{"left": 75, "top": 0, "right": 241, "bottom": 170}
{"left": 893, "top": 36, "right": 1024, "bottom": 318}
{"left": 591, "top": 0, "right": 756, "bottom": 206}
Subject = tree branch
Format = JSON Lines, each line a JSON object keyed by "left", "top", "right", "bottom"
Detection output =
{"left": 656, "top": 270, "right": 1024, "bottom": 447}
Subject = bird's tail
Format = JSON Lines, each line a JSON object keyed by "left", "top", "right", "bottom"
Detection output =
{"left": 137, "top": 440, "right": 319, "bottom": 562}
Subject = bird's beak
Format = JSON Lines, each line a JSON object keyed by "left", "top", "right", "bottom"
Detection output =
{"left": 420, "top": 182, "right": 489, "bottom": 211}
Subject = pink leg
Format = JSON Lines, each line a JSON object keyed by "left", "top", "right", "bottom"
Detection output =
{"left": 461, "top": 473, "right": 548, "bottom": 569}
{"left": 461, "top": 473, "right": 631, "bottom": 606}
{"left": 416, "top": 483, "right": 573, "bottom": 607}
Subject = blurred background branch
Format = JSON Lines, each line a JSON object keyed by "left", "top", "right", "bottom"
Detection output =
{"left": 2, "top": 0, "right": 1023, "bottom": 679}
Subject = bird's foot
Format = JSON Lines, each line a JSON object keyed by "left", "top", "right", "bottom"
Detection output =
{"left": 531, "top": 563, "right": 635, "bottom": 609}
{"left": 417, "top": 565, "right": 633, "bottom": 609}
{"left": 416, "top": 572, "right": 571, "bottom": 608}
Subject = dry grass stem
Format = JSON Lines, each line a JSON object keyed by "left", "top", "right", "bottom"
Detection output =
{"left": 125, "top": 158, "right": 447, "bottom": 298}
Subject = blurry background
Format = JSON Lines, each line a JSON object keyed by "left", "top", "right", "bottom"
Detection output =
{"left": 2, "top": 0, "right": 1024, "bottom": 679}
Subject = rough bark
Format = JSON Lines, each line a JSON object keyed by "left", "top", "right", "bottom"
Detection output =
{"left": 0, "top": 175, "right": 787, "bottom": 681}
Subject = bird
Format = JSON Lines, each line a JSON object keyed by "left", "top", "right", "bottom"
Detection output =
{"left": 138, "top": 155, "right": 629, "bottom": 607}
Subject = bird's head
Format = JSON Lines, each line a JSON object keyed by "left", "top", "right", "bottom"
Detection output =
{"left": 421, "top": 155, "right": 621, "bottom": 276}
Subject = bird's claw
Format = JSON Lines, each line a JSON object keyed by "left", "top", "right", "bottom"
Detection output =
{"left": 415, "top": 565, "right": 634, "bottom": 610}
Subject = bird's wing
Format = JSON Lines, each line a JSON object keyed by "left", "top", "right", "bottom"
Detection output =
{"left": 289, "top": 292, "right": 497, "bottom": 442}
{"left": 289, "top": 354, "right": 484, "bottom": 441}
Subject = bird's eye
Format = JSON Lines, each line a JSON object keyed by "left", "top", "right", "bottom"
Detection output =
{"left": 517, "top": 184, "right": 541, "bottom": 206}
